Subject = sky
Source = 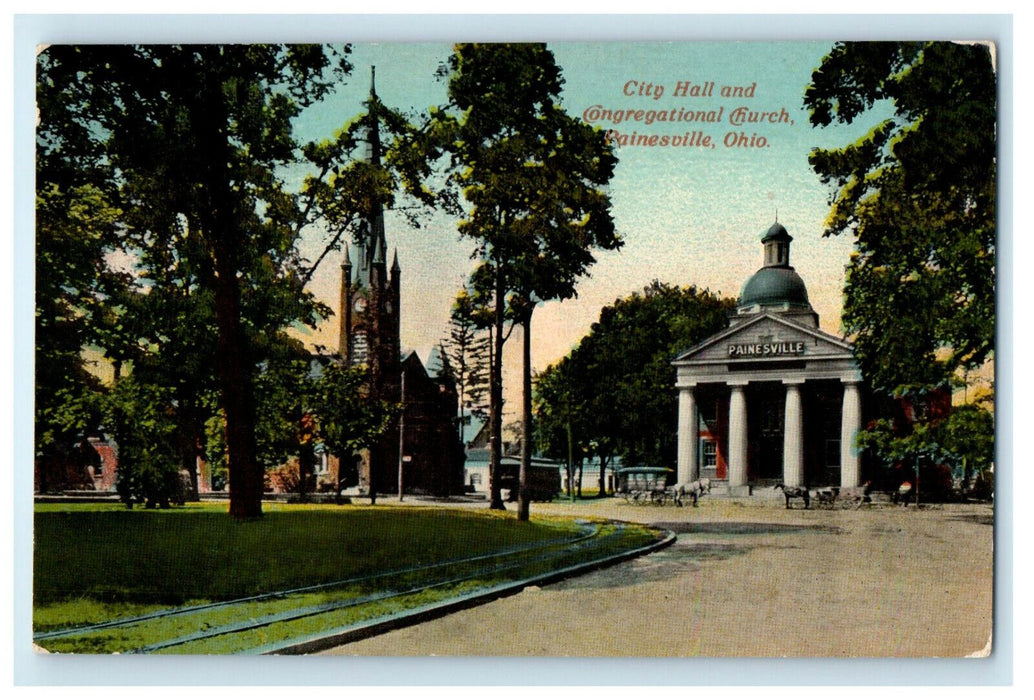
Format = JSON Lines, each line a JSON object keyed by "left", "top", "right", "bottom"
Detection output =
{"left": 288, "top": 41, "right": 880, "bottom": 416}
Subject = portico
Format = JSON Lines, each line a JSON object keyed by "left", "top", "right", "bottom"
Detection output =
{"left": 673, "top": 222, "right": 863, "bottom": 491}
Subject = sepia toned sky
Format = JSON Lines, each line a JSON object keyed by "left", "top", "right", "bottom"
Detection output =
{"left": 289, "top": 41, "right": 880, "bottom": 411}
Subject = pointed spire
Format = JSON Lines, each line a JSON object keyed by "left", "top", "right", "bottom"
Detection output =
{"left": 365, "top": 66, "right": 382, "bottom": 167}
{"left": 372, "top": 230, "right": 385, "bottom": 265}
{"left": 342, "top": 245, "right": 352, "bottom": 269}
{"left": 362, "top": 65, "right": 388, "bottom": 285}
{"left": 391, "top": 248, "right": 400, "bottom": 273}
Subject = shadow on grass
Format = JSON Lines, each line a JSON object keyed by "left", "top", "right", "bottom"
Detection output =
{"left": 33, "top": 505, "right": 580, "bottom": 608}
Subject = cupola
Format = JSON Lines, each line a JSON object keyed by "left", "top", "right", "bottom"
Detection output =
{"left": 734, "top": 221, "right": 818, "bottom": 327}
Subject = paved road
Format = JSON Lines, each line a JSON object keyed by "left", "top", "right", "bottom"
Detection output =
{"left": 316, "top": 498, "right": 994, "bottom": 657}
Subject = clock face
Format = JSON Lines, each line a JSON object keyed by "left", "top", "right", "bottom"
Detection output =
{"left": 354, "top": 297, "right": 367, "bottom": 313}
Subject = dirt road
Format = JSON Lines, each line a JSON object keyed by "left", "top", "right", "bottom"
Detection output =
{"left": 318, "top": 498, "right": 994, "bottom": 657}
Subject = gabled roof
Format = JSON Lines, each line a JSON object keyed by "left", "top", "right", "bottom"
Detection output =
{"left": 424, "top": 345, "right": 448, "bottom": 379}
{"left": 672, "top": 312, "right": 854, "bottom": 365}
{"left": 401, "top": 349, "right": 429, "bottom": 376}
{"left": 462, "top": 410, "right": 487, "bottom": 447}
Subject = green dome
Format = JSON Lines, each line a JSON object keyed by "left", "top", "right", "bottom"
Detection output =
{"left": 761, "top": 221, "right": 791, "bottom": 243}
{"left": 738, "top": 266, "right": 811, "bottom": 309}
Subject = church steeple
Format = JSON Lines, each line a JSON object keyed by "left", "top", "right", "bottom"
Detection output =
{"left": 333, "top": 67, "right": 412, "bottom": 500}
{"left": 365, "top": 66, "right": 382, "bottom": 167}
{"left": 354, "top": 65, "right": 388, "bottom": 291}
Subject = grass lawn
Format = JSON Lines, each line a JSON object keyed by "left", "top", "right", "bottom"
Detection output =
{"left": 33, "top": 501, "right": 661, "bottom": 653}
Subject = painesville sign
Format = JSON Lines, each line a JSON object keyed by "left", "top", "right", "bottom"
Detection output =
{"left": 727, "top": 340, "right": 805, "bottom": 357}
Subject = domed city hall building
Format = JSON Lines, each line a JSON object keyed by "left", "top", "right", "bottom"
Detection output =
{"left": 672, "top": 222, "right": 864, "bottom": 494}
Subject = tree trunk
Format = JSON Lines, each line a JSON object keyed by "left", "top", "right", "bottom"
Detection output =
{"left": 208, "top": 199, "right": 262, "bottom": 519}
{"left": 195, "top": 62, "right": 262, "bottom": 520}
{"left": 566, "top": 415, "right": 574, "bottom": 500}
{"left": 488, "top": 268, "right": 506, "bottom": 510}
{"left": 518, "top": 311, "right": 533, "bottom": 522}
{"left": 215, "top": 267, "right": 263, "bottom": 519}
{"left": 597, "top": 454, "right": 608, "bottom": 498}
{"left": 915, "top": 454, "right": 920, "bottom": 508}
{"left": 398, "top": 369, "right": 406, "bottom": 502}
{"left": 369, "top": 451, "right": 378, "bottom": 505}
{"left": 178, "top": 395, "right": 201, "bottom": 502}
{"left": 298, "top": 439, "right": 315, "bottom": 503}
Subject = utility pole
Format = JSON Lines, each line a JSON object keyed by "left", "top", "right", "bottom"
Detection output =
{"left": 567, "top": 408, "right": 574, "bottom": 502}
{"left": 398, "top": 370, "right": 405, "bottom": 501}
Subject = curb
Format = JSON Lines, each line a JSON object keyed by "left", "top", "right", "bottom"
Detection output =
{"left": 263, "top": 527, "right": 677, "bottom": 655}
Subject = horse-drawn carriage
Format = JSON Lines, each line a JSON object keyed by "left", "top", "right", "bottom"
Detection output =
{"left": 615, "top": 467, "right": 674, "bottom": 505}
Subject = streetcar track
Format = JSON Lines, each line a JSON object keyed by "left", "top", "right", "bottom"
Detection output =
{"left": 131, "top": 531, "right": 625, "bottom": 654}
{"left": 34, "top": 520, "right": 604, "bottom": 644}
{"left": 261, "top": 524, "right": 676, "bottom": 655}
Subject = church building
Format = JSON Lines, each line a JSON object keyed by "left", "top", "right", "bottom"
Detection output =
{"left": 338, "top": 69, "right": 464, "bottom": 497}
{"left": 673, "top": 222, "right": 864, "bottom": 494}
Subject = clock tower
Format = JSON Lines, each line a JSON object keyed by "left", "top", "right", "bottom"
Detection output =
{"left": 339, "top": 67, "right": 402, "bottom": 495}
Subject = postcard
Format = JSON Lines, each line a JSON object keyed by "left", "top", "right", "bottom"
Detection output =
{"left": 28, "top": 36, "right": 998, "bottom": 667}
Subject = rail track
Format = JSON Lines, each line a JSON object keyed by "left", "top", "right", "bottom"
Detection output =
{"left": 34, "top": 520, "right": 669, "bottom": 654}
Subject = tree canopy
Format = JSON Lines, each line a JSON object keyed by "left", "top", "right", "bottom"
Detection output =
{"left": 35, "top": 45, "right": 423, "bottom": 515}
{"left": 535, "top": 282, "right": 735, "bottom": 488}
{"left": 434, "top": 43, "right": 620, "bottom": 516}
{"left": 804, "top": 41, "right": 996, "bottom": 396}
{"left": 805, "top": 41, "right": 996, "bottom": 487}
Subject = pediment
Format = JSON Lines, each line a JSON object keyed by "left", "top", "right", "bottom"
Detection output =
{"left": 673, "top": 313, "right": 854, "bottom": 365}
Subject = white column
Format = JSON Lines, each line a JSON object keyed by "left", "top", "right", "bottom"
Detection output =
{"left": 677, "top": 387, "right": 698, "bottom": 485}
{"left": 841, "top": 380, "right": 862, "bottom": 488}
{"left": 783, "top": 381, "right": 804, "bottom": 487}
{"left": 728, "top": 383, "right": 748, "bottom": 487}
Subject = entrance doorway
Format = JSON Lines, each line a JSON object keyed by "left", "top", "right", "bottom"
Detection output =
{"left": 750, "top": 384, "right": 784, "bottom": 480}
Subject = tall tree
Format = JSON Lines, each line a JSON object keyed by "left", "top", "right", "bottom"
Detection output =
{"left": 36, "top": 45, "right": 352, "bottom": 517}
{"left": 34, "top": 65, "right": 127, "bottom": 476}
{"left": 33, "top": 180, "right": 120, "bottom": 476}
{"left": 103, "top": 374, "right": 184, "bottom": 508}
{"left": 805, "top": 42, "right": 995, "bottom": 395}
{"left": 535, "top": 282, "right": 735, "bottom": 488}
{"left": 804, "top": 41, "right": 996, "bottom": 471}
{"left": 310, "top": 360, "right": 399, "bottom": 486}
{"left": 443, "top": 287, "right": 492, "bottom": 445}
{"left": 253, "top": 342, "right": 399, "bottom": 500}
{"left": 436, "top": 43, "right": 620, "bottom": 519}
{"left": 533, "top": 355, "right": 587, "bottom": 498}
